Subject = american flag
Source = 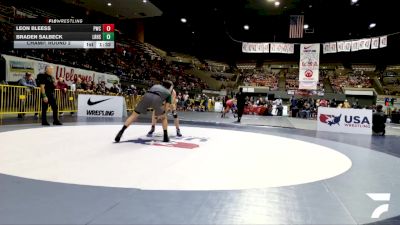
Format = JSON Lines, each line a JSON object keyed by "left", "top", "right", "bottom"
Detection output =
{"left": 289, "top": 15, "right": 304, "bottom": 39}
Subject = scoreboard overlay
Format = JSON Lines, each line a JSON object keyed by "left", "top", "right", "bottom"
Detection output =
{"left": 13, "top": 23, "right": 115, "bottom": 49}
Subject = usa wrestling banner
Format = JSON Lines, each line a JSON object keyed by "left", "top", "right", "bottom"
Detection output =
{"left": 299, "top": 44, "right": 320, "bottom": 90}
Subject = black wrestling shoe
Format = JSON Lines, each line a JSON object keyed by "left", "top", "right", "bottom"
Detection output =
{"left": 163, "top": 136, "right": 170, "bottom": 142}
{"left": 176, "top": 129, "right": 182, "bottom": 137}
{"left": 115, "top": 130, "right": 124, "bottom": 142}
{"left": 53, "top": 121, "right": 63, "bottom": 126}
{"left": 42, "top": 121, "right": 50, "bottom": 126}
{"left": 147, "top": 126, "right": 155, "bottom": 137}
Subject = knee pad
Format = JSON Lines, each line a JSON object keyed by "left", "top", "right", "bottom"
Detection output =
{"left": 172, "top": 110, "right": 178, "bottom": 119}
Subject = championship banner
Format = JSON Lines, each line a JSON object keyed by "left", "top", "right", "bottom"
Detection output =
{"left": 380, "top": 36, "right": 388, "bottom": 48}
{"left": 277, "top": 43, "right": 294, "bottom": 54}
{"left": 357, "top": 39, "right": 365, "bottom": 50}
{"left": 344, "top": 41, "right": 352, "bottom": 52}
{"left": 329, "top": 42, "right": 337, "bottom": 53}
{"left": 371, "top": 37, "right": 379, "bottom": 49}
{"left": 351, "top": 41, "right": 359, "bottom": 52}
{"left": 78, "top": 94, "right": 124, "bottom": 118}
{"left": 299, "top": 44, "right": 320, "bottom": 90}
{"left": 364, "top": 38, "right": 371, "bottom": 49}
{"left": 2, "top": 55, "right": 119, "bottom": 88}
{"left": 287, "top": 44, "right": 295, "bottom": 54}
{"left": 242, "top": 42, "right": 269, "bottom": 53}
{"left": 323, "top": 43, "right": 330, "bottom": 54}
{"left": 242, "top": 42, "right": 294, "bottom": 54}
{"left": 270, "top": 43, "right": 282, "bottom": 53}
{"left": 337, "top": 41, "right": 345, "bottom": 52}
{"left": 317, "top": 107, "right": 372, "bottom": 135}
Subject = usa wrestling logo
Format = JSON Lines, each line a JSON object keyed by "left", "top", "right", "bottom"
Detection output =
{"left": 319, "top": 114, "right": 342, "bottom": 126}
{"left": 131, "top": 136, "right": 209, "bottom": 149}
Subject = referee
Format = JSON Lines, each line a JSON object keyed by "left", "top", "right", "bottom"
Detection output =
{"left": 37, "top": 66, "right": 62, "bottom": 126}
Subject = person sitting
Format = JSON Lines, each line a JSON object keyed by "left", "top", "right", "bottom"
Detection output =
{"left": 372, "top": 105, "right": 387, "bottom": 136}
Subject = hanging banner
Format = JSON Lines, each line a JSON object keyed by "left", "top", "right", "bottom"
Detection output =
{"left": 281, "top": 43, "right": 289, "bottom": 54}
{"left": 364, "top": 38, "right": 371, "bottom": 50}
{"left": 371, "top": 37, "right": 380, "bottom": 49}
{"left": 280, "top": 43, "right": 294, "bottom": 54}
{"left": 242, "top": 42, "right": 270, "bottom": 53}
{"left": 380, "top": 36, "right": 388, "bottom": 48}
{"left": 351, "top": 41, "right": 359, "bottom": 52}
{"left": 299, "top": 44, "right": 320, "bottom": 90}
{"left": 288, "top": 44, "right": 295, "bottom": 54}
{"left": 337, "top": 41, "right": 345, "bottom": 52}
{"left": 358, "top": 39, "right": 365, "bottom": 50}
{"left": 241, "top": 34, "right": 388, "bottom": 54}
{"left": 344, "top": 41, "right": 352, "bottom": 52}
{"left": 323, "top": 43, "right": 330, "bottom": 54}
{"left": 270, "top": 43, "right": 282, "bottom": 53}
{"left": 329, "top": 42, "right": 337, "bottom": 53}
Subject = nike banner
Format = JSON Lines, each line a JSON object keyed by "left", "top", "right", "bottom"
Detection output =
{"left": 317, "top": 107, "right": 372, "bottom": 135}
{"left": 78, "top": 94, "right": 124, "bottom": 118}
{"left": 299, "top": 44, "right": 320, "bottom": 90}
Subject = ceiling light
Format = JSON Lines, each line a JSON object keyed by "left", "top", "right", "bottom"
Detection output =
{"left": 369, "top": 23, "right": 376, "bottom": 29}
{"left": 351, "top": 0, "right": 358, "bottom": 3}
{"left": 304, "top": 24, "right": 309, "bottom": 29}
{"left": 274, "top": 1, "right": 280, "bottom": 7}
{"left": 107, "top": 2, "right": 112, "bottom": 6}
{"left": 181, "top": 18, "right": 187, "bottom": 23}
{"left": 143, "top": 0, "right": 147, "bottom": 3}
{"left": 244, "top": 25, "right": 250, "bottom": 30}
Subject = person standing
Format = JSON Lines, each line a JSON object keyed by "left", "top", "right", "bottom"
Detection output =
{"left": 235, "top": 87, "right": 246, "bottom": 123}
{"left": 115, "top": 81, "right": 174, "bottom": 143}
{"left": 17, "top": 72, "right": 38, "bottom": 118}
{"left": 37, "top": 66, "right": 62, "bottom": 126}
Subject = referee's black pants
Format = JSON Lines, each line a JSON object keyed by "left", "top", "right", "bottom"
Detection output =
{"left": 237, "top": 104, "right": 245, "bottom": 119}
{"left": 42, "top": 93, "right": 59, "bottom": 123}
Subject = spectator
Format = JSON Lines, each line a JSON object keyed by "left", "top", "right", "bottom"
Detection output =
{"left": 319, "top": 99, "right": 328, "bottom": 107}
{"left": 330, "top": 98, "right": 337, "bottom": 108}
{"left": 17, "top": 72, "right": 38, "bottom": 118}
{"left": 343, "top": 100, "right": 351, "bottom": 108}
{"left": 74, "top": 78, "right": 84, "bottom": 92}
{"left": 56, "top": 77, "right": 69, "bottom": 93}
{"left": 110, "top": 83, "right": 121, "bottom": 94}
{"left": 372, "top": 105, "right": 387, "bottom": 136}
{"left": 18, "top": 72, "right": 37, "bottom": 89}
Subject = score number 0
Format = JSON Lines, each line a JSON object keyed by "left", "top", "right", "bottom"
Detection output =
{"left": 102, "top": 24, "right": 115, "bottom": 32}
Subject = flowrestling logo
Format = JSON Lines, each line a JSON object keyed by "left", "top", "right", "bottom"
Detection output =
{"left": 131, "top": 135, "right": 209, "bottom": 149}
{"left": 319, "top": 113, "right": 371, "bottom": 128}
